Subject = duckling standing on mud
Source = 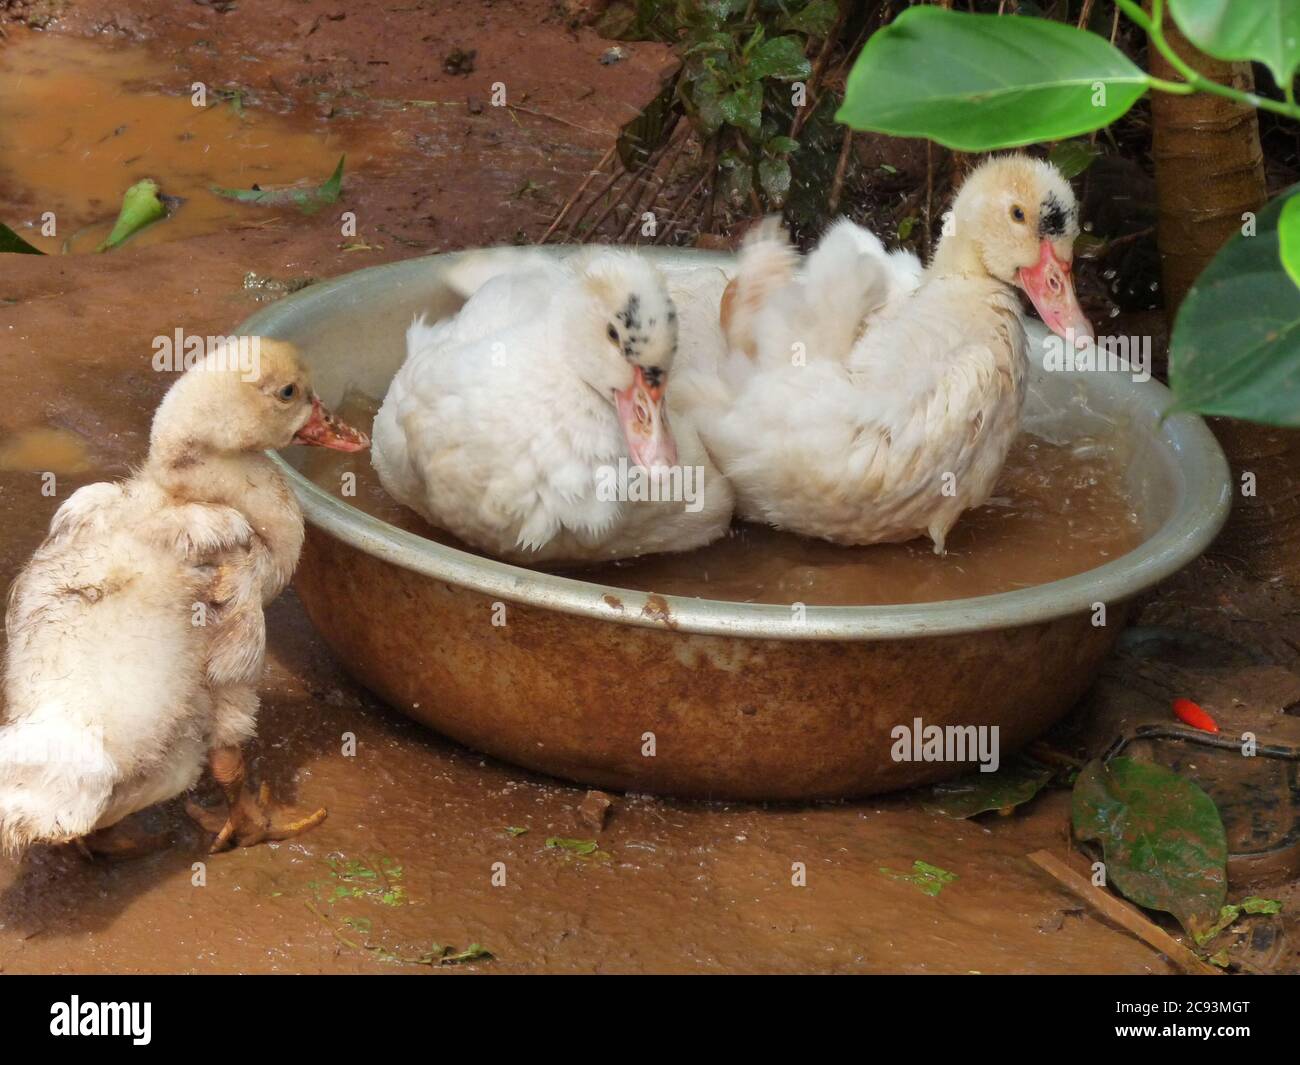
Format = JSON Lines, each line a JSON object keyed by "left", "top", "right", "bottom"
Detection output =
{"left": 0, "top": 338, "right": 367, "bottom": 857}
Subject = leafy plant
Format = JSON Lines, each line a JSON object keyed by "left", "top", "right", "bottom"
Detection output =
{"left": 837, "top": 1, "right": 1300, "bottom": 427}
{"left": 617, "top": 1, "right": 838, "bottom": 212}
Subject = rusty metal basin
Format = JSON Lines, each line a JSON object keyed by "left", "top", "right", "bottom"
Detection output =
{"left": 239, "top": 248, "right": 1231, "bottom": 801}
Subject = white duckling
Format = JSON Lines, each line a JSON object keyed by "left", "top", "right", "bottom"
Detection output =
{"left": 698, "top": 154, "right": 1093, "bottom": 553}
{"left": 0, "top": 339, "right": 367, "bottom": 857}
{"left": 371, "top": 248, "right": 734, "bottom": 564}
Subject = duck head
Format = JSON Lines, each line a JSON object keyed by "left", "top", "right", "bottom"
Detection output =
{"left": 933, "top": 154, "right": 1093, "bottom": 347}
{"left": 150, "top": 337, "right": 369, "bottom": 457}
{"left": 572, "top": 251, "right": 680, "bottom": 469}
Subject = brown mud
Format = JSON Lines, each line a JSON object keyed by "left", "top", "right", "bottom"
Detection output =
{"left": 0, "top": 1, "right": 1297, "bottom": 974}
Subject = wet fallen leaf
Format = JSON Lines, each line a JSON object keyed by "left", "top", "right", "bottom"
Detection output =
{"left": 212, "top": 155, "right": 345, "bottom": 215}
{"left": 879, "top": 860, "right": 958, "bottom": 897}
{"left": 97, "top": 178, "right": 168, "bottom": 251}
{"left": 0, "top": 223, "right": 43, "bottom": 255}
{"left": 923, "top": 756, "right": 1052, "bottom": 819}
{"left": 1072, "top": 757, "right": 1227, "bottom": 936}
{"left": 1193, "top": 896, "right": 1284, "bottom": 947}
{"left": 546, "top": 836, "right": 608, "bottom": 859}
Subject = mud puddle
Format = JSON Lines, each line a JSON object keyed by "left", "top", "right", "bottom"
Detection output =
{"left": 0, "top": 34, "right": 356, "bottom": 252}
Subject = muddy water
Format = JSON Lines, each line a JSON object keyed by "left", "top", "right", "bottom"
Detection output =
{"left": 301, "top": 392, "right": 1144, "bottom": 605}
{"left": 0, "top": 35, "right": 353, "bottom": 253}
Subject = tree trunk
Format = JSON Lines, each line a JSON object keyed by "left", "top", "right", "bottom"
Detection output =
{"left": 1146, "top": 10, "right": 1300, "bottom": 586}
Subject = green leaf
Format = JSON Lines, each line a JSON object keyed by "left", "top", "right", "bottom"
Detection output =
{"left": 720, "top": 81, "right": 763, "bottom": 136}
{"left": 1169, "top": 0, "right": 1300, "bottom": 90}
{"left": 835, "top": 7, "right": 1150, "bottom": 151}
{"left": 1280, "top": 191, "right": 1300, "bottom": 290}
{"left": 1193, "top": 896, "right": 1283, "bottom": 946}
{"left": 0, "top": 223, "right": 44, "bottom": 255}
{"left": 97, "top": 178, "right": 168, "bottom": 252}
{"left": 1048, "top": 139, "right": 1102, "bottom": 179}
{"left": 765, "top": 134, "right": 800, "bottom": 155}
{"left": 691, "top": 76, "right": 727, "bottom": 136}
{"left": 1072, "top": 757, "right": 1228, "bottom": 936}
{"left": 784, "top": 0, "right": 839, "bottom": 38}
{"left": 1168, "top": 189, "right": 1300, "bottom": 426}
{"left": 758, "top": 157, "right": 792, "bottom": 205}
{"left": 923, "top": 757, "right": 1053, "bottom": 819}
{"left": 879, "top": 860, "right": 958, "bottom": 897}
{"left": 746, "top": 36, "right": 812, "bottom": 81}
{"left": 545, "top": 836, "right": 602, "bottom": 857}
{"left": 211, "top": 155, "right": 345, "bottom": 216}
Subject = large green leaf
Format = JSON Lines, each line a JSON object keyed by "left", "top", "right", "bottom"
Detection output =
{"left": 1169, "top": 0, "right": 1300, "bottom": 90}
{"left": 835, "top": 7, "right": 1150, "bottom": 151}
{"left": 1168, "top": 189, "right": 1300, "bottom": 426}
{"left": 1072, "top": 757, "right": 1227, "bottom": 936}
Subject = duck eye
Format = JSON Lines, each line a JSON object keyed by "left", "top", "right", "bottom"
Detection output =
{"left": 606, "top": 324, "right": 619, "bottom": 344}
{"left": 1011, "top": 205, "right": 1026, "bottom": 223}
{"left": 279, "top": 383, "right": 297, "bottom": 401}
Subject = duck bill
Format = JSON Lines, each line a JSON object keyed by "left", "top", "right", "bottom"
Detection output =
{"left": 1018, "top": 240, "right": 1094, "bottom": 349}
{"left": 292, "top": 395, "right": 370, "bottom": 452}
{"left": 614, "top": 367, "right": 678, "bottom": 470}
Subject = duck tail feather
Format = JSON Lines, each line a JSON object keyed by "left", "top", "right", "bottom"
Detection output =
{"left": 443, "top": 248, "right": 546, "bottom": 300}
{"left": 722, "top": 216, "right": 796, "bottom": 357}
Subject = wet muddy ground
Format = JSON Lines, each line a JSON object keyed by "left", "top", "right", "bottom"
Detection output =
{"left": 1, "top": 2, "right": 1299, "bottom": 974}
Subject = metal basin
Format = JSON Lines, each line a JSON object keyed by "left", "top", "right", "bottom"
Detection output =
{"left": 240, "top": 248, "right": 1231, "bottom": 801}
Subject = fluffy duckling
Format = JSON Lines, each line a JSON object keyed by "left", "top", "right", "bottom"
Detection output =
{"left": 698, "top": 154, "right": 1092, "bottom": 553}
{"left": 372, "top": 248, "right": 734, "bottom": 564}
{"left": 0, "top": 339, "right": 367, "bottom": 857}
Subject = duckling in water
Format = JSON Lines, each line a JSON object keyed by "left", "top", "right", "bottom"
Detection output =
{"left": 0, "top": 338, "right": 367, "bottom": 857}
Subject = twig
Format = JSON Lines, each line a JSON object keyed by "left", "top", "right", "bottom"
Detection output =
{"left": 620, "top": 126, "right": 693, "bottom": 242}
{"left": 506, "top": 103, "right": 607, "bottom": 137}
{"left": 1027, "top": 850, "right": 1223, "bottom": 976}
{"left": 541, "top": 144, "right": 616, "bottom": 243}
{"left": 561, "top": 161, "right": 629, "bottom": 242}
{"left": 828, "top": 127, "right": 854, "bottom": 215}
{"left": 585, "top": 117, "right": 683, "bottom": 240}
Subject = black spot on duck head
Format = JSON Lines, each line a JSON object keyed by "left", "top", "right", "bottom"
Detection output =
{"left": 1039, "top": 193, "right": 1072, "bottom": 238}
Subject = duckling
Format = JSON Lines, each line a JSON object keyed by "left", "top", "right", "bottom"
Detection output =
{"left": 372, "top": 248, "right": 734, "bottom": 564}
{"left": 0, "top": 338, "right": 367, "bottom": 857}
{"left": 696, "top": 154, "right": 1093, "bottom": 553}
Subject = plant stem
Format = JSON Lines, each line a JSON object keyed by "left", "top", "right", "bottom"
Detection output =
{"left": 1114, "top": 0, "right": 1300, "bottom": 120}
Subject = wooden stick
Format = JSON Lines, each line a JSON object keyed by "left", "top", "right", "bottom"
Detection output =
{"left": 1027, "top": 850, "right": 1222, "bottom": 975}
{"left": 540, "top": 144, "right": 616, "bottom": 244}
